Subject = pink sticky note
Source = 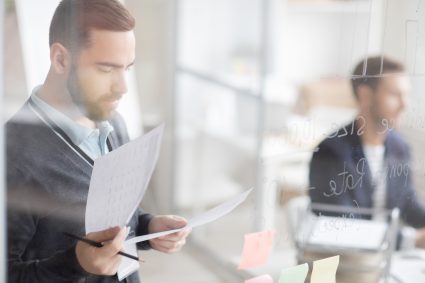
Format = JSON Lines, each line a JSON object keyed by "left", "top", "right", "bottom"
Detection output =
{"left": 245, "top": 274, "right": 274, "bottom": 283}
{"left": 238, "top": 230, "right": 275, "bottom": 270}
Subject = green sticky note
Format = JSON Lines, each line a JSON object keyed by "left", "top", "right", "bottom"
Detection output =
{"left": 311, "top": 255, "right": 340, "bottom": 283}
{"left": 278, "top": 263, "right": 308, "bottom": 283}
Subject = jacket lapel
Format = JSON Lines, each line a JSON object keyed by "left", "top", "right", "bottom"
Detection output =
{"left": 346, "top": 124, "right": 374, "bottom": 208}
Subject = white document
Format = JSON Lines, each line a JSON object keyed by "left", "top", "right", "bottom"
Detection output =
{"left": 85, "top": 124, "right": 164, "bottom": 233}
{"left": 307, "top": 216, "right": 388, "bottom": 250}
{"left": 85, "top": 124, "right": 164, "bottom": 281}
{"left": 125, "top": 188, "right": 253, "bottom": 245}
{"left": 117, "top": 241, "right": 139, "bottom": 281}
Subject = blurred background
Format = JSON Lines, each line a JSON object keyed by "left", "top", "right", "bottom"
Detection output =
{"left": 2, "top": 0, "right": 425, "bottom": 282}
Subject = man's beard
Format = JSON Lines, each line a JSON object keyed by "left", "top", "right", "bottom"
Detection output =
{"left": 66, "top": 65, "right": 88, "bottom": 117}
{"left": 66, "top": 65, "right": 118, "bottom": 121}
{"left": 369, "top": 103, "right": 400, "bottom": 133}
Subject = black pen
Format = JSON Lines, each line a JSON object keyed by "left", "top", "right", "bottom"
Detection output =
{"left": 63, "top": 232, "right": 144, "bottom": 262}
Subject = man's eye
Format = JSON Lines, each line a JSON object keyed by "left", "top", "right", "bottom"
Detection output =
{"left": 99, "top": 67, "right": 113, "bottom": 73}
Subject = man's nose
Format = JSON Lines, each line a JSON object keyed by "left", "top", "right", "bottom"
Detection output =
{"left": 399, "top": 93, "right": 408, "bottom": 111}
{"left": 111, "top": 72, "right": 128, "bottom": 95}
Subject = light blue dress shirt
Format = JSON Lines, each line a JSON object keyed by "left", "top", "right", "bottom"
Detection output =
{"left": 30, "top": 87, "right": 114, "bottom": 160}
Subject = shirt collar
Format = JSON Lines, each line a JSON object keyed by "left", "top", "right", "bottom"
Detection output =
{"left": 30, "top": 86, "right": 114, "bottom": 146}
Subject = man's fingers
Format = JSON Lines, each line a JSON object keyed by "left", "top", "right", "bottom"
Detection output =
{"left": 151, "top": 238, "right": 186, "bottom": 251}
{"left": 152, "top": 239, "right": 178, "bottom": 249}
{"left": 87, "top": 226, "right": 121, "bottom": 242}
{"left": 148, "top": 215, "right": 190, "bottom": 254}
{"left": 76, "top": 227, "right": 126, "bottom": 276}
{"left": 153, "top": 245, "right": 179, "bottom": 254}
{"left": 152, "top": 241, "right": 184, "bottom": 254}
{"left": 107, "top": 254, "right": 124, "bottom": 274}
{"left": 151, "top": 243, "right": 179, "bottom": 254}
{"left": 163, "top": 215, "right": 188, "bottom": 229}
{"left": 94, "top": 254, "right": 123, "bottom": 276}
{"left": 158, "top": 229, "right": 190, "bottom": 241}
{"left": 101, "top": 227, "right": 128, "bottom": 257}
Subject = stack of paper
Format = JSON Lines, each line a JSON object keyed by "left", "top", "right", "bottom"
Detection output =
{"left": 307, "top": 216, "right": 387, "bottom": 250}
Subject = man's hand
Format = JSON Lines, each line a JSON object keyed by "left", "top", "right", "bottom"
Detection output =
{"left": 76, "top": 226, "right": 128, "bottom": 275}
{"left": 148, "top": 215, "right": 191, "bottom": 254}
{"left": 415, "top": 228, "right": 425, "bottom": 249}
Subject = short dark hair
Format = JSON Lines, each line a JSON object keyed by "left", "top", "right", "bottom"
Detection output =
{"left": 351, "top": 55, "right": 405, "bottom": 98}
{"left": 49, "top": 0, "right": 135, "bottom": 51}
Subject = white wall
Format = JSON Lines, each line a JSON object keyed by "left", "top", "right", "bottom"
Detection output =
{"left": 383, "top": 0, "right": 425, "bottom": 74}
{"left": 274, "top": 0, "right": 385, "bottom": 82}
{"left": 126, "top": 0, "right": 178, "bottom": 212}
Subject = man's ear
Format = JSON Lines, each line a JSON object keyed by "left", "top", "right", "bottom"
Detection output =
{"left": 50, "top": 43, "right": 71, "bottom": 74}
{"left": 357, "top": 85, "right": 373, "bottom": 109}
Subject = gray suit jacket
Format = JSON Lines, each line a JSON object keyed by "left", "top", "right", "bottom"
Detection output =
{"left": 7, "top": 100, "right": 152, "bottom": 283}
{"left": 309, "top": 122, "right": 425, "bottom": 228}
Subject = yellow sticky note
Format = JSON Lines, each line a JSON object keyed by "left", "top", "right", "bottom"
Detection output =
{"left": 245, "top": 274, "right": 273, "bottom": 283}
{"left": 278, "top": 263, "right": 308, "bottom": 283}
{"left": 310, "top": 255, "right": 340, "bottom": 283}
{"left": 238, "top": 230, "right": 275, "bottom": 270}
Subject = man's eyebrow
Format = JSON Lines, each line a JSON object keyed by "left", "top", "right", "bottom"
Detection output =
{"left": 95, "top": 61, "right": 135, "bottom": 69}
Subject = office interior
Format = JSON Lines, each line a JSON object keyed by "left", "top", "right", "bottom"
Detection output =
{"left": 2, "top": 0, "right": 425, "bottom": 282}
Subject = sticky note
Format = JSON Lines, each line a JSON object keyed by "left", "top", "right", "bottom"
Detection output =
{"left": 310, "top": 255, "right": 340, "bottom": 283}
{"left": 278, "top": 263, "right": 308, "bottom": 283}
{"left": 237, "top": 230, "right": 275, "bottom": 270}
{"left": 245, "top": 274, "right": 274, "bottom": 283}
